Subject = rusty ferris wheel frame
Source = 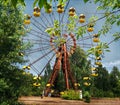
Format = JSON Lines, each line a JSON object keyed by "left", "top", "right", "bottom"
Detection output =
{"left": 23, "top": 0, "right": 120, "bottom": 96}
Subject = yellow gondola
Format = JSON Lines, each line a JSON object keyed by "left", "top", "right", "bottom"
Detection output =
{"left": 79, "top": 14, "right": 85, "bottom": 23}
{"left": 33, "top": 7, "right": 40, "bottom": 17}
{"left": 69, "top": 7, "right": 75, "bottom": 16}
{"left": 57, "top": 4, "right": 64, "bottom": 13}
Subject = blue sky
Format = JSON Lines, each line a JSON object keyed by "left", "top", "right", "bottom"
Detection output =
{"left": 24, "top": 0, "right": 120, "bottom": 74}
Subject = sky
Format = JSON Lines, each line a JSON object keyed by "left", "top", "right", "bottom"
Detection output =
{"left": 24, "top": 0, "right": 120, "bottom": 75}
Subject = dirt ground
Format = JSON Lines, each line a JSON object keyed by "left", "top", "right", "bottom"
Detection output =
{"left": 19, "top": 96, "right": 120, "bottom": 105}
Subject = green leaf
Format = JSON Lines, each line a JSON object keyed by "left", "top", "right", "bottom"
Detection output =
{"left": 18, "top": 0, "right": 26, "bottom": 6}
{"left": 59, "top": 0, "right": 63, "bottom": 4}
{"left": 117, "top": 20, "right": 120, "bottom": 26}
{"left": 63, "top": 0, "right": 67, "bottom": 3}
{"left": 94, "top": 0, "right": 100, "bottom": 4}
{"left": 44, "top": 3, "right": 50, "bottom": 10}
{"left": 38, "top": 0, "right": 44, "bottom": 9}
{"left": 76, "top": 35, "right": 79, "bottom": 40}
{"left": 33, "top": 0, "right": 39, "bottom": 7}
{"left": 83, "top": 0, "right": 89, "bottom": 3}
{"left": 105, "top": 50, "right": 110, "bottom": 52}
{"left": 75, "top": 27, "right": 86, "bottom": 39}
{"left": 113, "top": 32, "right": 120, "bottom": 41}
{"left": 45, "top": 27, "right": 54, "bottom": 36}
{"left": 11, "top": 0, "right": 18, "bottom": 7}
{"left": 97, "top": 6, "right": 104, "bottom": 10}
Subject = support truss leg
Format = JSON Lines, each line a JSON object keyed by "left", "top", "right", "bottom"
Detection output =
{"left": 66, "top": 53, "right": 78, "bottom": 89}
{"left": 44, "top": 54, "right": 62, "bottom": 96}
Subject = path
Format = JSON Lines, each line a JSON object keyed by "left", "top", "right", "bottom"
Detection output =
{"left": 19, "top": 96, "right": 120, "bottom": 105}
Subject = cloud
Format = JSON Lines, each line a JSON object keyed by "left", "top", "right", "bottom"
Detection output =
{"left": 103, "top": 60, "right": 120, "bottom": 68}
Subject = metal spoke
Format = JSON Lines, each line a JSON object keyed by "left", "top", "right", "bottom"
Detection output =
{"left": 27, "top": 32, "right": 50, "bottom": 41}
{"left": 32, "top": 17, "right": 47, "bottom": 29}
{"left": 26, "top": 46, "right": 51, "bottom": 55}
{"left": 38, "top": 53, "right": 56, "bottom": 75}
{"left": 42, "top": 12, "right": 52, "bottom": 27}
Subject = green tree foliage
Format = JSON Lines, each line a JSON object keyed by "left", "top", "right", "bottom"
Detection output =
{"left": 44, "top": 63, "right": 53, "bottom": 84}
{"left": 84, "top": 0, "right": 120, "bottom": 41}
{"left": 2, "top": 0, "right": 25, "bottom": 7}
{"left": 70, "top": 47, "right": 91, "bottom": 90}
{"left": 19, "top": 72, "right": 46, "bottom": 96}
{"left": 19, "top": 72, "right": 35, "bottom": 96}
{"left": 93, "top": 66, "right": 110, "bottom": 91}
{"left": 53, "top": 71, "right": 65, "bottom": 93}
{"left": 0, "top": 1, "right": 29, "bottom": 104}
{"left": 91, "top": 66, "right": 120, "bottom": 97}
{"left": 4, "top": 0, "right": 67, "bottom": 10}
{"left": 91, "top": 66, "right": 111, "bottom": 97}
{"left": 109, "top": 66, "right": 120, "bottom": 97}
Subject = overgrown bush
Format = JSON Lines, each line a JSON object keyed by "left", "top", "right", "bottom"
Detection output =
{"left": 91, "top": 87, "right": 114, "bottom": 98}
{"left": 61, "top": 90, "right": 80, "bottom": 100}
{"left": 104, "top": 91, "right": 114, "bottom": 97}
{"left": 91, "top": 88, "right": 104, "bottom": 98}
{"left": 83, "top": 91, "right": 91, "bottom": 103}
{"left": 0, "top": 101, "right": 24, "bottom": 105}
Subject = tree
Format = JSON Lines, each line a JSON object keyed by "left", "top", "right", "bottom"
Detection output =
{"left": 91, "top": 66, "right": 120, "bottom": 97}
{"left": 44, "top": 63, "right": 53, "bottom": 84}
{"left": 2, "top": 0, "right": 26, "bottom": 7}
{"left": 84, "top": 0, "right": 120, "bottom": 41}
{"left": 70, "top": 47, "right": 91, "bottom": 90}
{"left": 3, "top": 0, "right": 66, "bottom": 10}
{"left": 93, "top": 66, "right": 110, "bottom": 91}
{"left": 0, "top": 1, "right": 29, "bottom": 104}
{"left": 91, "top": 66, "right": 111, "bottom": 97}
{"left": 110, "top": 66, "right": 120, "bottom": 97}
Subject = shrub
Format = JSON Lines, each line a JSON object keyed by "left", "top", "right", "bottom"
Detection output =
{"left": 61, "top": 90, "right": 80, "bottom": 100}
{"left": 104, "top": 91, "right": 114, "bottom": 97}
{"left": 83, "top": 91, "right": 91, "bottom": 103}
{"left": 92, "top": 88, "right": 104, "bottom": 98}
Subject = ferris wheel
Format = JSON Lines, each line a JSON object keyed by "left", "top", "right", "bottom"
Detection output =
{"left": 22, "top": 0, "right": 116, "bottom": 96}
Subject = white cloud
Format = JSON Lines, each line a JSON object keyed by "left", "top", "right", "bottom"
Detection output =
{"left": 103, "top": 60, "right": 120, "bottom": 68}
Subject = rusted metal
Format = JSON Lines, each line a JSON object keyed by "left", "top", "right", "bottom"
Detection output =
{"left": 62, "top": 44, "right": 70, "bottom": 89}
{"left": 45, "top": 44, "right": 77, "bottom": 96}
{"left": 45, "top": 48, "right": 62, "bottom": 96}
